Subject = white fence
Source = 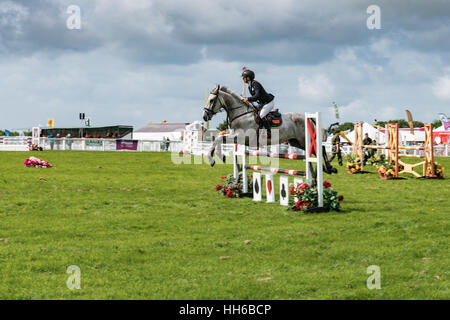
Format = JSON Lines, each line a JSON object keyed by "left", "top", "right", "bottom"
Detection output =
{"left": 0, "top": 136, "right": 32, "bottom": 151}
{"left": 0, "top": 136, "right": 449, "bottom": 157}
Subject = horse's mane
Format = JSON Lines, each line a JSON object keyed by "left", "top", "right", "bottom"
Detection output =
{"left": 220, "top": 86, "right": 242, "bottom": 101}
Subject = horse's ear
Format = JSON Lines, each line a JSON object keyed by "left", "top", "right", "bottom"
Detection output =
{"left": 213, "top": 84, "right": 220, "bottom": 94}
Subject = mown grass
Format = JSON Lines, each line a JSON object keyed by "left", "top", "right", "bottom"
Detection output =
{"left": 0, "top": 150, "right": 448, "bottom": 299}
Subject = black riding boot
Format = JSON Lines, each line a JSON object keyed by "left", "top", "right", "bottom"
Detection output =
{"left": 262, "top": 118, "right": 271, "bottom": 139}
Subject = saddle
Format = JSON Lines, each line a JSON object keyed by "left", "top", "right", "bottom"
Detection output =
{"left": 265, "top": 110, "right": 283, "bottom": 127}
{"left": 254, "top": 108, "right": 283, "bottom": 128}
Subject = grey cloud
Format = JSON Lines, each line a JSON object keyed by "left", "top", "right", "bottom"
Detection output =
{"left": 2, "top": 0, "right": 449, "bottom": 65}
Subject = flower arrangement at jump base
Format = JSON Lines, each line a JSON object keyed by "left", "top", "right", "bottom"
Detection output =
{"left": 377, "top": 161, "right": 405, "bottom": 179}
{"left": 346, "top": 154, "right": 362, "bottom": 174}
{"left": 289, "top": 181, "right": 343, "bottom": 213}
{"left": 377, "top": 162, "right": 396, "bottom": 179}
{"left": 216, "top": 173, "right": 252, "bottom": 198}
{"left": 24, "top": 156, "right": 52, "bottom": 168}
{"left": 431, "top": 162, "right": 445, "bottom": 178}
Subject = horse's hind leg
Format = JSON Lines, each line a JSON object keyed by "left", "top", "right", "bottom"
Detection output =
{"left": 322, "top": 146, "right": 338, "bottom": 174}
{"left": 288, "top": 139, "right": 337, "bottom": 174}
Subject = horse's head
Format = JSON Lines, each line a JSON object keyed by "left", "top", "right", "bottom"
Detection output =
{"left": 203, "top": 84, "right": 224, "bottom": 122}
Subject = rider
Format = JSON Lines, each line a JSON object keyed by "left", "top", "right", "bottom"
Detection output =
{"left": 240, "top": 68, "right": 275, "bottom": 139}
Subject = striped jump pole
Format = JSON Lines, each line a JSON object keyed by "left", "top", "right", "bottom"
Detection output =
{"left": 245, "top": 165, "right": 305, "bottom": 176}
{"left": 233, "top": 112, "right": 324, "bottom": 208}
{"left": 246, "top": 150, "right": 305, "bottom": 160}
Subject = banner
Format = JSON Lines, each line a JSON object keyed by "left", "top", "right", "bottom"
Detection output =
{"left": 438, "top": 113, "right": 450, "bottom": 130}
{"left": 85, "top": 139, "right": 103, "bottom": 147}
{"left": 116, "top": 140, "right": 138, "bottom": 151}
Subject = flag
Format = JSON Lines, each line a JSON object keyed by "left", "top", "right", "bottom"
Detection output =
{"left": 333, "top": 102, "right": 340, "bottom": 120}
{"left": 406, "top": 110, "right": 414, "bottom": 134}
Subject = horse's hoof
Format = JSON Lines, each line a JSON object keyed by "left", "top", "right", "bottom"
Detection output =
{"left": 210, "top": 159, "right": 215, "bottom": 167}
{"left": 222, "top": 156, "right": 226, "bottom": 163}
{"left": 332, "top": 168, "right": 338, "bottom": 174}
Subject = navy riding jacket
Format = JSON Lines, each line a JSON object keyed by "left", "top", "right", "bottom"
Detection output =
{"left": 247, "top": 80, "right": 274, "bottom": 105}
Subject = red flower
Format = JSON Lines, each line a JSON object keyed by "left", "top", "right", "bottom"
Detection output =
{"left": 338, "top": 195, "right": 344, "bottom": 202}
{"left": 215, "top": 184, "right": 223, "bottom": 191}
{"left": 323, "top": 181, "right": 331, "bottom": 188}
{"left": 300, "top": 184, "right": 309, "bottom": 191}
{"left": 289, "top": 185, "right": 295, "bottom": 195}
{"left": 220, "top": 176, "right": 226, "bottom": 180}
{"left": 226, "top": 190, "right": 234, "bottom": 198}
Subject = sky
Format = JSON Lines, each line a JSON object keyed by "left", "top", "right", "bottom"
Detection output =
{"left": 0, "top": 0, "right": 449, "bottom": 130}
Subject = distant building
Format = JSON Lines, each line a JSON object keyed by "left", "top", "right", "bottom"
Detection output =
{"left": 133, "top": 122, "right": 192, "bottom": 141}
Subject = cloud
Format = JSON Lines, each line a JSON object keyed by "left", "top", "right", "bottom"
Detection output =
{"left": 432, "top": 76, "right": 450, "bottom": 101}
{"left": 298, "top": 74, "right": 335, "bottom": 102}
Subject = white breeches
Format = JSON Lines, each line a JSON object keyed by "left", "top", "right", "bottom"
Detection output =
{"left": 259, "top": 100, "right": 275, "bottom": 118}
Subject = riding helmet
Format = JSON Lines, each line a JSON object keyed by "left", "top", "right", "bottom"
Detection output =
{"left": 241, "top": 69, "right": 255, "bottom": 80}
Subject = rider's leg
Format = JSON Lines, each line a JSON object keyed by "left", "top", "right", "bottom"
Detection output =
{"left": 259, "top": 100, "right": 275, "bottom": 139}
{"left": 259, "top": 100, "right": 275, "bottom": 119}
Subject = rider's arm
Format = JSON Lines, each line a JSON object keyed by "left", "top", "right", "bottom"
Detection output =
{"left": 247, "top": 81, "right": 262, "bottom": 102}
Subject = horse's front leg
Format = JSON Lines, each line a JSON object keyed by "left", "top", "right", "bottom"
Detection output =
{"left": 214, "top": 135, "right": 227, "bottom": 164}
{"left": 208, "top": 137, "right": 219, "bottom": 167}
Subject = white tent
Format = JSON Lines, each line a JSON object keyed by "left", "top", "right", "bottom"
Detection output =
{"left": 397, "top": 129, "right": 425, "bottom": 143}
{"left": 345, "top": 122, "right": 386, "bottom": 144}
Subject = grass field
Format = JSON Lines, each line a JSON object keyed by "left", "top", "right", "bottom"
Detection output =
{"left": 0, "top": 150, "right": 448, "bottom": 299}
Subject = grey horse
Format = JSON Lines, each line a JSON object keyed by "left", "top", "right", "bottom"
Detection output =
{"left": 202, "top": 85, "right": 337, "bottom": 174}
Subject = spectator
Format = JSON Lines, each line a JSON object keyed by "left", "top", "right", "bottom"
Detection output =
{"left": 370, "top": 140, "right": 377, "bottom": 157}
{"left": 66, "top": 134, "right": 73, "bottom": 150}
{"left": 165, "top": 136, "right": 171, "bottom": 151}
{"left": 56, "top": 134, "right": 61, "bottom": 150}
{"left": 362, "top": 133, "right": 373, "bottom": 165}
{"left": 48, "top": 134, "right": 55, "bottom": 150}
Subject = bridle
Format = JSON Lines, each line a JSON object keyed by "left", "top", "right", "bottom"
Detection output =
{"left": 203, "top": 90, "right": 223, "bottom": 120}
{"left": 203, "top": 88, "right": 256, "bottom": 126}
